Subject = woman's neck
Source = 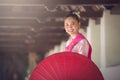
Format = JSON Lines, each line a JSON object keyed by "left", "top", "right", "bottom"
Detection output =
{"left": 71, "top": 33, "right": 80, "bottom": 39}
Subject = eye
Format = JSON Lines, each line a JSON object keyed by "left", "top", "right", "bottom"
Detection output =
{"left": 71, "top": 22, "right": 75, "bottom": 25}
{"left": 64, "top": 23, "right": 68, "bottom": 27}
{"left": 70, "top": 22, "right": 76, "bottom": 26}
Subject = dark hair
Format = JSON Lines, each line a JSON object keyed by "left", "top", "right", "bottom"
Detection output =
{"left": 65, "top": 11, "right": 81, "bottom": 22}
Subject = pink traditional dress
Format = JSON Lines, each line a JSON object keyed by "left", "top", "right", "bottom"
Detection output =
{"left": 65, "top": 33, "right": 92, "bottom": 60}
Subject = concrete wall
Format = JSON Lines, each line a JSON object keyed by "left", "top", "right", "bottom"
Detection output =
{"left": 104, "top": 11, "right": 120, "bottom": 67}
{"left": 89, "top": 19, "right": 101, "bottom": 68}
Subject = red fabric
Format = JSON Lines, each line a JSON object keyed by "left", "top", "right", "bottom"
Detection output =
{"left": 29, "top": 52, "right": 104, "bottom": 80}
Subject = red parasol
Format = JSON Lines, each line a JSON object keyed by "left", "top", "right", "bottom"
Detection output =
{"left": 29, "top": 52, "right": 104, "bottom": 80}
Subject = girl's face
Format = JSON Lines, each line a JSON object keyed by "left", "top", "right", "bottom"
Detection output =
{"left": 64, "top": 17, "right": 80, "bottom": 36}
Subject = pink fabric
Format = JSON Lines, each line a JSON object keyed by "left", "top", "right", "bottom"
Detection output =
{"left": 65, "top": 34, "right": 92, "bottom": 60}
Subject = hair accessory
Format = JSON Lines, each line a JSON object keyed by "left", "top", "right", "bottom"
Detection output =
{"left": 72, "top": 11, "right": 81, "bottom": 18}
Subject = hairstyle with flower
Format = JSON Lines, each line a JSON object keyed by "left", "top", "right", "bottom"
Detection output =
{"left": 65, "top": 10, "right": 81, "bottom": 23}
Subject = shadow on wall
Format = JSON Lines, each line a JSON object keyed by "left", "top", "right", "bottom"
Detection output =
{"left": 0, "top": 52, "right": 28, "bottom": 80}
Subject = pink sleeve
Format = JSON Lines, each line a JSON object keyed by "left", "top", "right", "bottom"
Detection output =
{"left": 72, "top": 39, "right": 89, "bottom": 57}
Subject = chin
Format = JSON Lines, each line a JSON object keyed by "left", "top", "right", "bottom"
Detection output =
{"left": 68, "top": 33, "right": 74, "bottom": 36}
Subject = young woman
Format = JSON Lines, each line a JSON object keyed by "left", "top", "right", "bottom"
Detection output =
{"left": 64, "top": 11, "right": 92, "bottom": 60}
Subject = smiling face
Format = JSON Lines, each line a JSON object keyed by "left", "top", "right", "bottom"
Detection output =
{"left": 64, "top": 17, "right": 80, "bottom": 37}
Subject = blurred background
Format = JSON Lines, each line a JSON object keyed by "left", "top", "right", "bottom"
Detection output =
{"left": 0, "top": 0, "right": 120, "bottom": 80}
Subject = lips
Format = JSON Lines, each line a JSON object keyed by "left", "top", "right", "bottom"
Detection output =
{"left": 68, "top": 29, "right": 74, "bottom": 33}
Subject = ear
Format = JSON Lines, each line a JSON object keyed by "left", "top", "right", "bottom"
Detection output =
{"left": 79, "top": 22, "right": 81, "bottom": 25}
{"left": 78, "top": 22, "right": 81, "bottom": 28}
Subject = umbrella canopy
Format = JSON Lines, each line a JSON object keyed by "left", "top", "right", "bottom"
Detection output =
{"left": 29, "top": 52, "right": 104, "bottom": 80}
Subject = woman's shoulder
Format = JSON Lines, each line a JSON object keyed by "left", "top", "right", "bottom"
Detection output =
{"left": 78, "top": 39, "right": 88, "bottom": 44}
